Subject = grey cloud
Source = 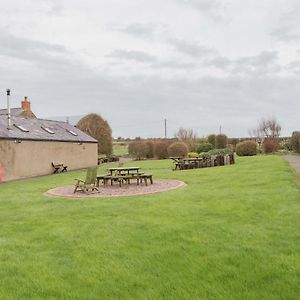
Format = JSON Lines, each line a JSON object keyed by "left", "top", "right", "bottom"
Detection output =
{"left": 205, "top": 56, "right": 231, "bottom": 70}
{"left": 151, "top": 60, "right": 196, "bottom": 70}
{"left": 0, "top": 30, "right": 74, "bottom": 66}
{"left": 286, "top": 60, "right": 300, "bottom": 74}
{"left": 231, "top": 51, "right": 281, "bottom": 76}
{"left": 107, "top": 49, "right": 157, "bottom": 63}
{"left": 271, "top": 26, "right": 300, "bottom": 42}
{"left": 112, "top": 22, "right": 156, "bottom": 38}
{"left": 168, "top": 38, "right": 216, "bottom": 58}
{"left": 180, "top": 0, "right": 220, "bottom": 11}
{"left": 1, "top": 45, "right": 298, "bottom": 138}
{"left": 270, "top": 2, "right": 300, "bottom": 42}
{"left": 176, "top": 0, "right": 224, "bottom": 20}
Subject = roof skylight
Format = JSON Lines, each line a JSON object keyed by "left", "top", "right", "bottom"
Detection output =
{"left": 66, "top": 129, "right": 78, "bottom": 136}
{"left": 14, "top": 124, "right": 29, "bottom": 132}
{"left": 41, "top": 126, "right": 55, "bottom": 134}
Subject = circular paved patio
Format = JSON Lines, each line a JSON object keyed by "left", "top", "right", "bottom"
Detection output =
{"left": 45, "top": 179, "right": 186, "bottom": 199}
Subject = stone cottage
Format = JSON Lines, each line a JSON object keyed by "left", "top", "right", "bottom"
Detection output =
{"left": 0, "top": 97, "right": 97, "bottom": 182}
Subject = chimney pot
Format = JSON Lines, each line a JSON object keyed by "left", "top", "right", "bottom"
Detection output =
{"left": 21, "top": 96, "right": 31, "bottom": 111}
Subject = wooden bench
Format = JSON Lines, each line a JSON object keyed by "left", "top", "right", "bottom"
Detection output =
{"left": 97, "top": 172, "right": 147, "bottom": 187}
{"left": 52, "top": 162, "right": 68, "bottom": 174}
{"left": 138, "top": 174, "right": 153, "bottom": 186}
{"left": 96, "top": 174, "right": 111, "bottom": 186}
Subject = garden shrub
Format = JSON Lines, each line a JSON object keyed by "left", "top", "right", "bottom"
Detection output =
{"left": 106, "top": 154, "right": 119, "bottom": 162}
{"left": 215, "top": 134, "right": 228, "bottom": 149}
{"left": 188, "top": 152, "right": 199, "bottom": 158}
{"left": 196, "top": 143, "right": 213, "bottom": 153}
{"left": 228, "top": 138, "right": 240, "bottom": 151}
{"left": 128, "top": 141, "right": 149, "bottom": 160}
{"left": 208, "top": 148, "right": 233, "bottom": 156}
{"left": 207, "top": 134, "right": 216, "bottom": 148}
{"left": 154, "top": 141, "right": 169, "bottom": 159}
{"left": 291, "top": 131, "right": 300, "bottom": 153}
{"left": 263, "top": 138, "right": 279, "bottom": 154}
{"left": 279, "top": 138, "right": 292, "bottom": 151}
{"left": 200, "top": 152, "right": 211, "bottom": 160}
{"left": 236, "top": 141, "right": 257, "bottom": 156}
{"left": 227, "top": 144, "right": 234, "bottom": 152}
{"left": 167, "top": 142, "right": 189, "bottom": 157}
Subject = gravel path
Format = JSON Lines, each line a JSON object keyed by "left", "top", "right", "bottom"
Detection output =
{"left": 45, "top": 179, "right": 186, "bottom": 199}
{"left": 283, "top": 155, "right": 300, "bottom": 174}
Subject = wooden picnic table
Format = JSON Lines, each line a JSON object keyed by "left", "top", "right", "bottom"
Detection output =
{"left": 108, "top": 167, "right": 141, "bottom": 175}
{"left": 170, "top": 157, "right": 203, "bottom": 170}
{"left": 97, "top": 166, "right": 153, "bottom": 187}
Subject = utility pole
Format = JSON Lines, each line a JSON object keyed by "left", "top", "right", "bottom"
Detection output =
{"left": 219, "top": 125, "right": 222, "bottom": 135}
{"left": 164, "top": 118, "right": 167, "bottom": 139}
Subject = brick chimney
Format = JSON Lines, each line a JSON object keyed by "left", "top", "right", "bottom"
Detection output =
{"left": 21, "top": 96, "right": 31, "bottom": 111}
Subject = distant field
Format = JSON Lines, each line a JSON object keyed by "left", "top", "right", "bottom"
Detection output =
{"left": 0, "top": 156, "right": 300, "bottom": 299}
{"left": 113, "top": 142, "right": 129, "bottom": 156}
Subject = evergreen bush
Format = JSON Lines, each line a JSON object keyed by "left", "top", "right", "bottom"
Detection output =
{"left": 196, "top": 143, "right": 213, "bottom": 153}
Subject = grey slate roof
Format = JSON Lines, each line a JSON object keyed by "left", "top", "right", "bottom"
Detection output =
{"left": 0, "top": 108, "right": 23, "bottom": 116}
{"left": 0, "top": 115, "right": 97, "bottom": 143}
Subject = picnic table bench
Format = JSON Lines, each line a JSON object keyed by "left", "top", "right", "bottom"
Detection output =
{"left": 170, "top": 157, "right": 203, "bottom": 170}
{"left": 97, "top": 167, "right": 153, "bottom": 187}
{"left": 52, "top": 162, "right": 68, "bottom": 173}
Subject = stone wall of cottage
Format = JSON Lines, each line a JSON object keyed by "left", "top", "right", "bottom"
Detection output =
{"left": 0, "top": 140, "right": 97, "bottom": 182}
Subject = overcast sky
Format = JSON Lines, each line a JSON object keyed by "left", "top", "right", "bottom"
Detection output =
{"left": 0, "top": 0, "right": 299, "bottom": 138}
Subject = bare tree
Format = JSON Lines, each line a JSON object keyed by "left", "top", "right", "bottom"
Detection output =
{"left": 249, "top": 117, "right": 281, "bottom": 139}
{"left": 258, "top": 117, "right": 281, "bottom": 138}
{"left": 174, "top": 127, "right": 198, "bottom": 151}
{"left": 248, "top": 128, "right": 262, "bottom": 139}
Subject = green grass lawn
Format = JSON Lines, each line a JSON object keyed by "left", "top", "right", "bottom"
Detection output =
{"left": 113, "top": 143, "right": 129, "bottom": 156}
{"left": 0, "top": 156, "right": 300, "bottom": 299}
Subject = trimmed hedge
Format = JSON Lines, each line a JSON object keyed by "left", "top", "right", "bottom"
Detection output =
{"left": 145, "top": 140, "right": 155, "bottom": 158}
{"left": 154, "top": 141, "right": 169, "bottom": 159}
{"left": 236, "top": 141, "right": 257, "bottom": 156}
{"left": 128, "top": 141, "right": 149, "bottom": 160}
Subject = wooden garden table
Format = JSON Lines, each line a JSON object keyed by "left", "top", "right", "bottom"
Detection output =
{"left": 108, "top": 167, "right": 141, "bottom": 175}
